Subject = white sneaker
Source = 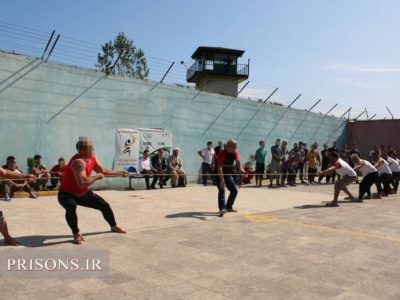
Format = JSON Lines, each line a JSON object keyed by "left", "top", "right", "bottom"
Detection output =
{"left": 4, "top": 194, "right": 11, "bottom": 202}
{"left": 219, "top": 209, "right": 227, "bottom": 217}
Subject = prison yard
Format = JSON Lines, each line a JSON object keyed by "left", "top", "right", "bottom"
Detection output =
{"left": 1, "top": 182, "right": 400, "bottom": 300}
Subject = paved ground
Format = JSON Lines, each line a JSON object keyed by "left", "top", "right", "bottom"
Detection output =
{"left": 1, "top": 182, "right": 400, "bottom": 299}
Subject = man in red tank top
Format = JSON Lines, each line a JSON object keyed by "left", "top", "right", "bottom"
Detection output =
{"left": 58, "top": 137, "right": 129, "bottom": 244}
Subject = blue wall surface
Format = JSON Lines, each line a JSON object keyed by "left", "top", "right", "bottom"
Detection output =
{"left": 0, "top": 52, "right": 346, "bottom": 187}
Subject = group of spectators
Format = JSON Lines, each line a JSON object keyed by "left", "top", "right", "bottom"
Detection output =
{"left": 138, "top": 148, "right": 187, "bottom": 190}
{"left": 1, "top": 155, "right": 66, "bottom": 201}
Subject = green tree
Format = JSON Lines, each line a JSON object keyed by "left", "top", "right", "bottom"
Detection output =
{"left": 96, "top": 32, "right": 149, "bottom": 79}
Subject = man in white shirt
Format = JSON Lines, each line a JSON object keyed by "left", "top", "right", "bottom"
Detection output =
{"left": 351, "top": 154, "right": 379, "bottom": 200}
{"left": 197, "top": 141, "right": 215, "bottom": 186}
{"left": 318, "top": 151, "right": 357, "bottom": 207}
{"left": 386, "top": 151, "right": 399, "bottom": 194}
{"left": 371, "top": 152, "right": 392, "bottom": 197}
{"left": 139, "top": 150, "right": 158, "bottom": 190}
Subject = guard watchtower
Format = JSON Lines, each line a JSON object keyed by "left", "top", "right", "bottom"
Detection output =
{"left": 186, "top": 47, "right": 249, "bottom": 97}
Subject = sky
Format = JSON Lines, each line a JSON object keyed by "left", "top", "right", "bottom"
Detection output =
{"left": 1, "top": 0, "right": 400, "bottom": 119}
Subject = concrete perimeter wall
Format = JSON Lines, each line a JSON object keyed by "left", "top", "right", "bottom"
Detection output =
{"left": 347, "top": 120, "right": 400, "bottom": 158}
{"left": 0, "top": 52, "right": 346, "bottom": 187}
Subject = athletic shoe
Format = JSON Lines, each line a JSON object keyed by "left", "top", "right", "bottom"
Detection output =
{"left": 30, "top": 193, "right": 37, "bottom": 199}
{"left": 219, "top": 209, "right": 227, "bottom": 217}
{"left": 4, "top": 194, "right": 11, "bottom": 202}
{"left": 226, "top": 208, "right": 238, "bottom": 213}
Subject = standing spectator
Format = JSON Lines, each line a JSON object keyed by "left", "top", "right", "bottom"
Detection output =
{"left": 151, "top": 148, "right": 171, "bottom": 188}
{"left": 215, "top": 140, "right": 245, "bottom": 216}
{"left": 50, "top": 157, "right": 66, "bottom": 189}
{"left": 168, "top": 148, "right": 187, "bottom": 187}
{"left": 280, "top": 140, "right": 288, "bottom": 186}
{"left": 307, "top": 144, "right": 320, "bottom": 184}
{"left": 282, "top": 144, "right": 302, "bottom": 186}
{"left": 386, "top": 151, "right": 400, "bottom": 194}
{"left": 269, "top": 139, "right": 283, "bottom": 187}
{"left": 318, "top": 151, "right": 357, "bottom": 207}
{"left": 197, "top": 141, "right": 215, "bottom": 186}
{"left": 303, "top": 143, "right": 309, "bottom": 182}
{"left": 139, "top": 150, "right": 158, "bottom": 190}
{"left": 371, "top": 152, "right": 392, "bottom": 197}
{"left": 297, "top": 142, "right": 307, "bottom": 184}
{"left": 351, "top": 154, "right": 379, "bottom": 200}
{"left": 28, "top": 154, "right": 50, "bottom": 191}
{"left": 1, "top": 157, "right": 37, "bottom": 201}
{"left": 318, "top": 144, "right": 331, "bottom": 184}
{"left": 254, "top": 141, "right": 267, "bottom": 187}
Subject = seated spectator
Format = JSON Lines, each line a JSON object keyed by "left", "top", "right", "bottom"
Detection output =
{"left": 50, "top": 157, "right": 66, "bottom": 189}
{"left": 27, "top": 154, "right": 50, "bottom": 191}
{"left": 168, "top": 148, "right": 187, "bottom": 187}
{"left": 1, "top": 157, "right": 37, "bottom": 201}
{"left": 138, "top": 150, "right": 158, "bottom": 190}
{"left": 151, "top": 148, "right": 171, "bottom": 188}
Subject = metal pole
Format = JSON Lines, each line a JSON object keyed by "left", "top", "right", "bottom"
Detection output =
{"left": 235, "top": 88, "right": 278, "bottom": 139}
{"left": 288, "top": 93, "right": 302, "bottom": 108}
{"left": 339, "top": 107, "right": 351, "bottom": 118}
{"left": 386, "top": 106, "right": 394, "bottom": 119}
{"left": 44, "top": 34, "right": 60, "bottom": 62}
{"left": 364, "top": 108, "right": 369, "bottom": 119}
{"left": 41, "top": 30, "right": 55, "bottom": 60}
{"left": 324, "top": 104, "right": 338, "bottom": 116}
{"left": 160, "top": 62, "right": 175, "bottom": 83}
{"left": 354, "top": 111, "right": 366, "bottom": 120}
{"left": 369, "top": 114, "right": 376, "bottom": 120}
{"left": 108, "top": 51, "right": 123, "bottom": 74}
{"left": 307, "top": 99, "right": 321, "bottom": 112}
{"left": 237, "top": 81, "right": 250, "bottom": 97}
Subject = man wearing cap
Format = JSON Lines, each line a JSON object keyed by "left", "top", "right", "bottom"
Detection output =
{"left": 0, "top": 167, "right": 36, "bottom": 246}
{"left": 197, "top": 141, "right": 215, "bottom": 186}
{"left": 50, "top": 157, "right": 66, "bottom": 189}
{"left": 168, "top": 148, "right": 187, "bottom": 187}
{"left": 58, "top": 137, "right": 129, "bottom": 244}
{"left": 1, "top": 157, "right": 37, "bottom": 201}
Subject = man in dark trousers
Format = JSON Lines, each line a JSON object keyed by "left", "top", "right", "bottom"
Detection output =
{"left": 58, "top": 137, "right": 129, "bottom": 244}
{"left": 215, "top": 140, "right": 245, "bottom": 217}
{"left": 151, "top": 148, "right": 171, "bottom": 188}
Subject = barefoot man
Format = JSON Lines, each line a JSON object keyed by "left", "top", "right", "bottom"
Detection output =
{"left": 0, "top": 167, "right": 36, "bottom": 246}
{"left": 58, "top": 137, "right": 129, "bottom": 244}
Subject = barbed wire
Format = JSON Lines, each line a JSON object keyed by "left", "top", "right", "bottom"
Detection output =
{"left": 0, "top": 21, "right": 398, "bottom": 120}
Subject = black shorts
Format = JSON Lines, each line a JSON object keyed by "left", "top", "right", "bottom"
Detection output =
{"left": 255, "top": 163, "right": 265, "bottom": 174}
{"left": 0, "top": 210, "right": 3, "bottom": 221}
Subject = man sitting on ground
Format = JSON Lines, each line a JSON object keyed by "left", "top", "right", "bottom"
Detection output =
{"left": 151, "top": 148, "right": 170, "bottom": 188}
{"left": 50, "top": 157, "right": 66, "bottom": 189}
{"left": 1, "top": 157, "right": 37, "bottom": 201}
{"left": 318, "top": 151, "right": 357, "bottom": 207}
{"left": 168, "top": 148, "right": 187, "bottom": 187}
{"left": 139, "top": 150, "right": 158, "bottom": 190}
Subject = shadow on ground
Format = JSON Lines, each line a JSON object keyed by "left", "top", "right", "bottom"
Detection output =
{"left": 6, "top": 231, "right": 111, "bottom": 247}
{"left": 165, "top": 211, "right": 219, "bottom": 221}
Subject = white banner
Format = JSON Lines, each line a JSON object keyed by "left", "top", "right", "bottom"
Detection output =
{"left": 113, "top": 128, "right": 140, "bottom": 170}
{"left": 139, "top": 128, "right": 172, "bottom": 155}
{"left": 113, "top": 128, "right": 172, "bottom": 171}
